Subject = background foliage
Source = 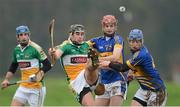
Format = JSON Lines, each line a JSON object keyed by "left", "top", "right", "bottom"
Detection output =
{"left": 1, "top": 0, "right": 180, "bottom": 79}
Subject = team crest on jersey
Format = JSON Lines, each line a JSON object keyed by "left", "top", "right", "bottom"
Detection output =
{"left": 24, "top": 54, "right": 30, "bottom": 58}
{"left": 105, "top": 45, "right": 113, "bottom": 51}
{"left": 133, "top": 51, "right": 140, "bottom": 60}
{"left": 71, "top": 57, "right": 87, "bottom": 63}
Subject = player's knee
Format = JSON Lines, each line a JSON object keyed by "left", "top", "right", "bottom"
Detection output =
{"left": 82, "top": 93, "right": 95, "bottom": 106}
{"left": 79, "top": 87, "right": 94, "bottom": 106}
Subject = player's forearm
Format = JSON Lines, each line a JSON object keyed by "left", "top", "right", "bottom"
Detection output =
{"left": 54, "top": 54, "right": 60, "bottom": 60}
{"left": 4, "top": 72, "right": 14, "bottom": 81}
{"left": 100, "top": 55, "right": 118, "bottom": 61}
{"left": 48, "top": 47, "right": 61, "bottom": 61}
{"left": 109, "top": 62, "right": 130, "bottom": 72}
{"left": 100, "top": 47, "right": 122, "bottom": 61}
{"left": 54, "top": 48, "right": 63, "bottom": 60}
{"left": 4, "top": 61, "right": 17, "bottom": 81}
{"left": 100, "top": 53, "right": 120, "bottom": 62}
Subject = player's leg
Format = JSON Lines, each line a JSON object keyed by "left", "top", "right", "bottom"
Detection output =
{"left": 95, "top": 86, "right": 126, "bottom": 106}
{"left": 110, "top": 95, "right": 124, "bottom": 106}
{"left": 85, "top": 59, "right": 99, "bottom": 85}
{"left": 131, "top": 88, "right": 148, "bottom": 106}
{"left": 11, "top": 86, "right": 27, "bottom": 106}
{"left": 40, "top": 86, "right": 46, "bottom": 106}
{"left": 76, "top": 87, "right": 95, "bottom": 106}
{"left": 109, "top": 81, "right": 127, "bottom": 106}
{"left": 95, "top": 80, "right": 126, "bottom": 106}
{"left": 81, "top": 92, "right": 95, "bottom": 106}
{"left": 131, "top": 87, "right": 167, "bottom": 106}
{"left": 147, "top": 89, "right": 167, "bottom": 106}
{"left": 95, "top": 98, "right": 109, "bottom": 106}
{"left": 85, "top": 48, "right": 99, "bottom": 85}
{"left": 85, "top": 58, "right": 106, "bottom": 97}
{"left": 95, "top": 83, "right": 110, "bottom": 106}
{"left": 161, "top": 90, "right": 168, "bottom": 106}
{"left": 11, "top": 99, "right": 25, "bottom": 106}
{"left": 70, "top": 70, "right": 96, "bottom": 106}
{"left": 131, "top": 99, "right": 144, "bottom": 106}
{"left": 28, "top": 87, "right": 46, "bottom": 106}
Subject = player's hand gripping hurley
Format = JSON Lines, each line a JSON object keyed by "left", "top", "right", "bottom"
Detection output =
{"left": 1, "top": 74, "right": 38, "bottom": 89}
{"left": 49, "top": 18, "right": 56, "bottom": 66}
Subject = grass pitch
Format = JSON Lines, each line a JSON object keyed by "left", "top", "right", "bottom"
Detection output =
{"left": 0, "top": 77, "right": 180, "bottom": 106}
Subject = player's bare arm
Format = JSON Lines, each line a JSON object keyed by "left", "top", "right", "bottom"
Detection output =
{"left": 100, "top": 60, "right": 130, "bottom": 72}
{"left": 99, "top": 46, "right": 122, "bottom": 62}
{"left": 48, "top": 48, "right": 63, "bottom": 61}
{"left": 1, "top": 72, "right": 14, "bottom": 89}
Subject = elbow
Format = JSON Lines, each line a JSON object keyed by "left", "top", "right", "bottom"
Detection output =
{"left": 41, "top": 59, "right": 52, "bottom": 73}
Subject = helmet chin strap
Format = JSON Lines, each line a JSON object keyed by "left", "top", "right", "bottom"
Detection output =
{"left": 130, "top": 44, "right": 143, "bottom": 53}
{"left": 69, "top": 35, "right": 83, "bottom": 46}
{"left": 71, "top": 40, "right": 82, "bottom": 46}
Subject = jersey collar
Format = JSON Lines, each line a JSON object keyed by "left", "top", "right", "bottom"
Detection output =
{"left": 18, "top": 40, "right": 31, "bottom": 52}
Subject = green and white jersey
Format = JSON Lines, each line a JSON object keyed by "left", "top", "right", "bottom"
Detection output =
{"left": 57, "top": 40, "right": 89, "bottom": 81}
{"left": 12, "top": 40, "right": 47, "bottom": 89}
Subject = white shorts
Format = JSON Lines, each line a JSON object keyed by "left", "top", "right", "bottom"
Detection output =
{"left": 70, "top": 69, "right": 99, "bottom": 94}
{"left": 134, "top": 87, "right": 167, "bottom": 106}
{"left": 96, "top": 80, "right": 127, "bottom": 99}
{"left": 13, "top": 86, "right": 46, "bottom": 106}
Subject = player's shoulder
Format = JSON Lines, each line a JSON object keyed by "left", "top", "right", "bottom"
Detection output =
{"left": 114, "top": 34, "right": 124, "bottom": 45}
{"left": 88, "top": 36, "right": 103, "bottom": 46}
{"left": 83, "top": 41, "right": 90, "bottom": 46}
{"left": 114, "top": 34, "right": 123, "bottom": 40}
{"left": 55, "top": 40, "right": 71, "bottom": 49}
{"left": 29, "top": 41, "right": 44, "bottom": 52}
{"left": 141, "top": 46, "right": 149, "bottom": 53}
{"left": 91, "top": 35, "right": 104, "bottom": 41}
{"left": 115, "top": 34, "right": 123, "bottom": 37}
{"left": 55, "top": 40, "right": 69, "bottom": 48}
{"left": 60, "top": 40, "right": 70, "bottom": 46}
{"left": 137, "top": 46, "right": 150, "bottom": 58}
{"left": 13, "top": 45, "right": 20, "bottom": 53}
{"left": 14, "top": 44, "right": 20, "bottom": 49}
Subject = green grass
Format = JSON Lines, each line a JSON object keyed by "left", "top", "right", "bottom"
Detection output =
{"left": 0, "top": 77, "right": 180, "bottom": 106}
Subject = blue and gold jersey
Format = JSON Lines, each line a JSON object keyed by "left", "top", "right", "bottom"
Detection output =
{"left": 126, "top": 46, "right": 166, "bottom": 91}
{"left": 88, "top": 34, "right": 127, "bottom": 84}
